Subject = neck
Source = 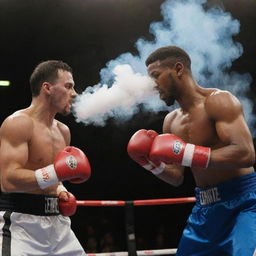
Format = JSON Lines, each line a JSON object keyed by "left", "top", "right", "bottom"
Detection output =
{"left": 29, "top": 97, "right": 57, "bottom": 126}
{"left": 176, "top": 77, "right": 205, "bottom": 112}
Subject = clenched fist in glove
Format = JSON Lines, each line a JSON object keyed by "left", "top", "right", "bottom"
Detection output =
{"left": 35, "top": 146, "right": 91, "bottom": 189}
{"left": 127, "top": 129, "right": 165, "bottom": 175}
{"left": 149, "top": 134, "right": 211, "bottom": 169}
{"left": 58, "top": 191, "right": 77, "bottom": 217}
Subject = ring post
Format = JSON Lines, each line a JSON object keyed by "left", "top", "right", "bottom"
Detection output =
{"left": 125, "top": 201, "right": 137, "bottom": 256}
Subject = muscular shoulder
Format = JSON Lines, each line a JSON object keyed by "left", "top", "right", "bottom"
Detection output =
{"left": 0, "top": 111, "right": 33, "bottom": 144}
{"left": 55, "top": 120, "right": 71, "bottom": 145}
{"left": 163, "top": 109, "right": 179, "bottom": 133}
{"left": 205, "top": 89, "right": 243, "bottom": 121}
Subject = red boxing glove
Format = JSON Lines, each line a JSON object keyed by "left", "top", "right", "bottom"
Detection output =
{"left": 54, "top": 146, "right": 91, "bottom": 183}
{"left": 127, "top": 129, "right": 165, "bottom": 175}
{"left": 35, "top": 146, "right": 91, "bottom": 189}
{"left": 149, "top": 134, "right": 211, "bottom": 168}
{"left": 59, "top": 192, "right": 77, "bottom": 216}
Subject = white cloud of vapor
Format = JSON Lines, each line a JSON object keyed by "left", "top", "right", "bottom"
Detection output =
{"left": 73, "top": 0, "right": 253, "bottom": 132}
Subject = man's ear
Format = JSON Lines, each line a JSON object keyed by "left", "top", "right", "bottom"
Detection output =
{"left": 175, "top": 62, "right": 184, "bottom": 77}
{"left": 42, "top": 82, "right": 51, "bottom": 95}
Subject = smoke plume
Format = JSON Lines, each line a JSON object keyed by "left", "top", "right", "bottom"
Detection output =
{"left": 73, "top": 0, "right": 253, "bottom": 130}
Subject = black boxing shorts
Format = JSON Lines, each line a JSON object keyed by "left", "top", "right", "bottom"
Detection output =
{"left": 0, "top": 192, "right": 60, "bottom": 215}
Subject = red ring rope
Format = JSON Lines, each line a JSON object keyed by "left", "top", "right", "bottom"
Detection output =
{"left": 77, "top": 197, "right": 195, "bottom": 256}
{"left": 76, "top": 197, "right": 196, "bottom": 207}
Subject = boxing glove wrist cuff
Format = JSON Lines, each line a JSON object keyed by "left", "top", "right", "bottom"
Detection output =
{"left": 143, "top": 162, "right": 166, "bottom": 175}
{"left": 150, "top": 162, "right": 166, "bottom": 175}
{"left": 182, "top": 143, "right": 211, "bottom": 168}
{"left": 35, "top": 165, "right": 59, "bottom": 189}
{"left": 56, "top": 184, "right": 68, "bottom": 195}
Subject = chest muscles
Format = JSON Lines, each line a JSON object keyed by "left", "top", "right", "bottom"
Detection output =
{"left": 168, "top": 108, "right": 218, "bottom": 147}
{"left": 26, "top": 123, "right": 66, "bottom": 169}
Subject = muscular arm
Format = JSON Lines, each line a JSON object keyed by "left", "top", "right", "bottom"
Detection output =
{"left": 206, "top": 91, "right": 255, "bottom": 169}
{"left": 57, "top": 120, "right": 71, "bottom": 146}
{"left": 0, "top": 115, "right": 42, "bottom": 192}
{"left": 155, "top": 111, "right": 185, "bottom": 186}
{"left": 56, "top": 120, "right": 71, "bottom": 191}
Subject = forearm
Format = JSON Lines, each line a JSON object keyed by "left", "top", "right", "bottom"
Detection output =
{"left": 1, "top": 168, "right": 42, "bottom": 192}
{"left": 155, "top": 164, "right": 184, "bottom": 187}
{"left": 1, "top": 147, "right": 91, "bottom": 192}
{"left": 208, "top": 144, "right": 255, "bottom": 169}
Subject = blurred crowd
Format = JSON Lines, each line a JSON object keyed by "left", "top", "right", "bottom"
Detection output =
{"left": 73, "top": 205, "right": 191, "bottom": 253}
{"left": 83, "top": 221, "right": 170, "bottom": 253}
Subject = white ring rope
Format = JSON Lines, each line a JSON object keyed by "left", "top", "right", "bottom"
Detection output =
{"left": 87, "top": 248, "right": 177, "bottom": 256}
{"left": 82, "top": 197, "right": 193, "bottom": 256}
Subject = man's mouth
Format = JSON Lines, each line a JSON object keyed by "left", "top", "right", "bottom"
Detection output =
{"left": 67, "top": 101, "right": 73, "bottom": 109}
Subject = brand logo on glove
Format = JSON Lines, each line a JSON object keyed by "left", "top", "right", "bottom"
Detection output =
{"left": 66, "top": 155, "right": 77, "bottom": 169}
{"left": 173, "top": 140, "right": 183, "bottom": 154}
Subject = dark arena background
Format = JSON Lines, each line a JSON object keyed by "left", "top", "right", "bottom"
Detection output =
{"left": 0, "top": 0, "right": 255, "bottom": 254}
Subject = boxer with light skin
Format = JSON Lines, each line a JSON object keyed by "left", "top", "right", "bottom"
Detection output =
{"left": 128, "top": 46, "right": 256, "bottom": 255}
{"left": 0, "top": 60, "right": 91, "bottom": 255}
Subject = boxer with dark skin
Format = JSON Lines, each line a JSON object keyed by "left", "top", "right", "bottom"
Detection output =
{"left": 0, "top": 60, "right": 91, "bottom": 255}
{"left": 147, "top": 48, "right": 255, "bottom": 187}
{"left": 128, "top": 46, "right": 256, "bottom": 255}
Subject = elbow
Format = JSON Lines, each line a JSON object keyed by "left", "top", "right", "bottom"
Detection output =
{"left": 246, "top": 152, "right": 255, "bottom": 167}
{"left": 172, "top": 182, "right": 183, "bottom": 187}
{"left": 239, "top": 147, "right": 255, "bottom": 167}
{"left": 1, "top": 172, "right": 20, "bottom": 192}
{"left": 1, "top": 179, "right": 17, "bottom": 192}
{"left": 169, "top": 175, "right": 184, "bottom": 187}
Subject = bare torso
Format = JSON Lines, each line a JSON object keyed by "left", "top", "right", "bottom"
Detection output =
{"left": 27, "top": 118, "right": 67, "bottom": 194}
{"left": 164, "top": 89, "right": 254, "bottom": 187}
{"left": 0, "top": 108, "right": 70, "bottom": 195}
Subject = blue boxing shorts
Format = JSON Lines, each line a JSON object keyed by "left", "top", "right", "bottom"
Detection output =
{"left": 176, "top": 172, "right": 256, "bottom": 256}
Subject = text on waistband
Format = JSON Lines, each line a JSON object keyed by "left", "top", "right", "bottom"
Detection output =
{"left": 45, "top": 198, "right": 59, "bottom": 214}
{"left": 199, "top": 187, "right": 221, "bottom": 205}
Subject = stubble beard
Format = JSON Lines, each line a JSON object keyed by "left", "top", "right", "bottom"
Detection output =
{"left": 61, "top": 108, "right": 71, "bottom": 116}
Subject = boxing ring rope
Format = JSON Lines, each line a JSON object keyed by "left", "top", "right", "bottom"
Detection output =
{"left": 76, "top": 197, "right": 196, "bottom": 207}
{"left": 77, "top": 197, "right": 196, "bottom": 256}
{"left": 87, "top": 248, "right": 177, "bottom": 256}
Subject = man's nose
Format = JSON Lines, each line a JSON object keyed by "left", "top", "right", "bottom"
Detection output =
{"left": 72, "top": 88, "right": 78, "bottom": 98}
